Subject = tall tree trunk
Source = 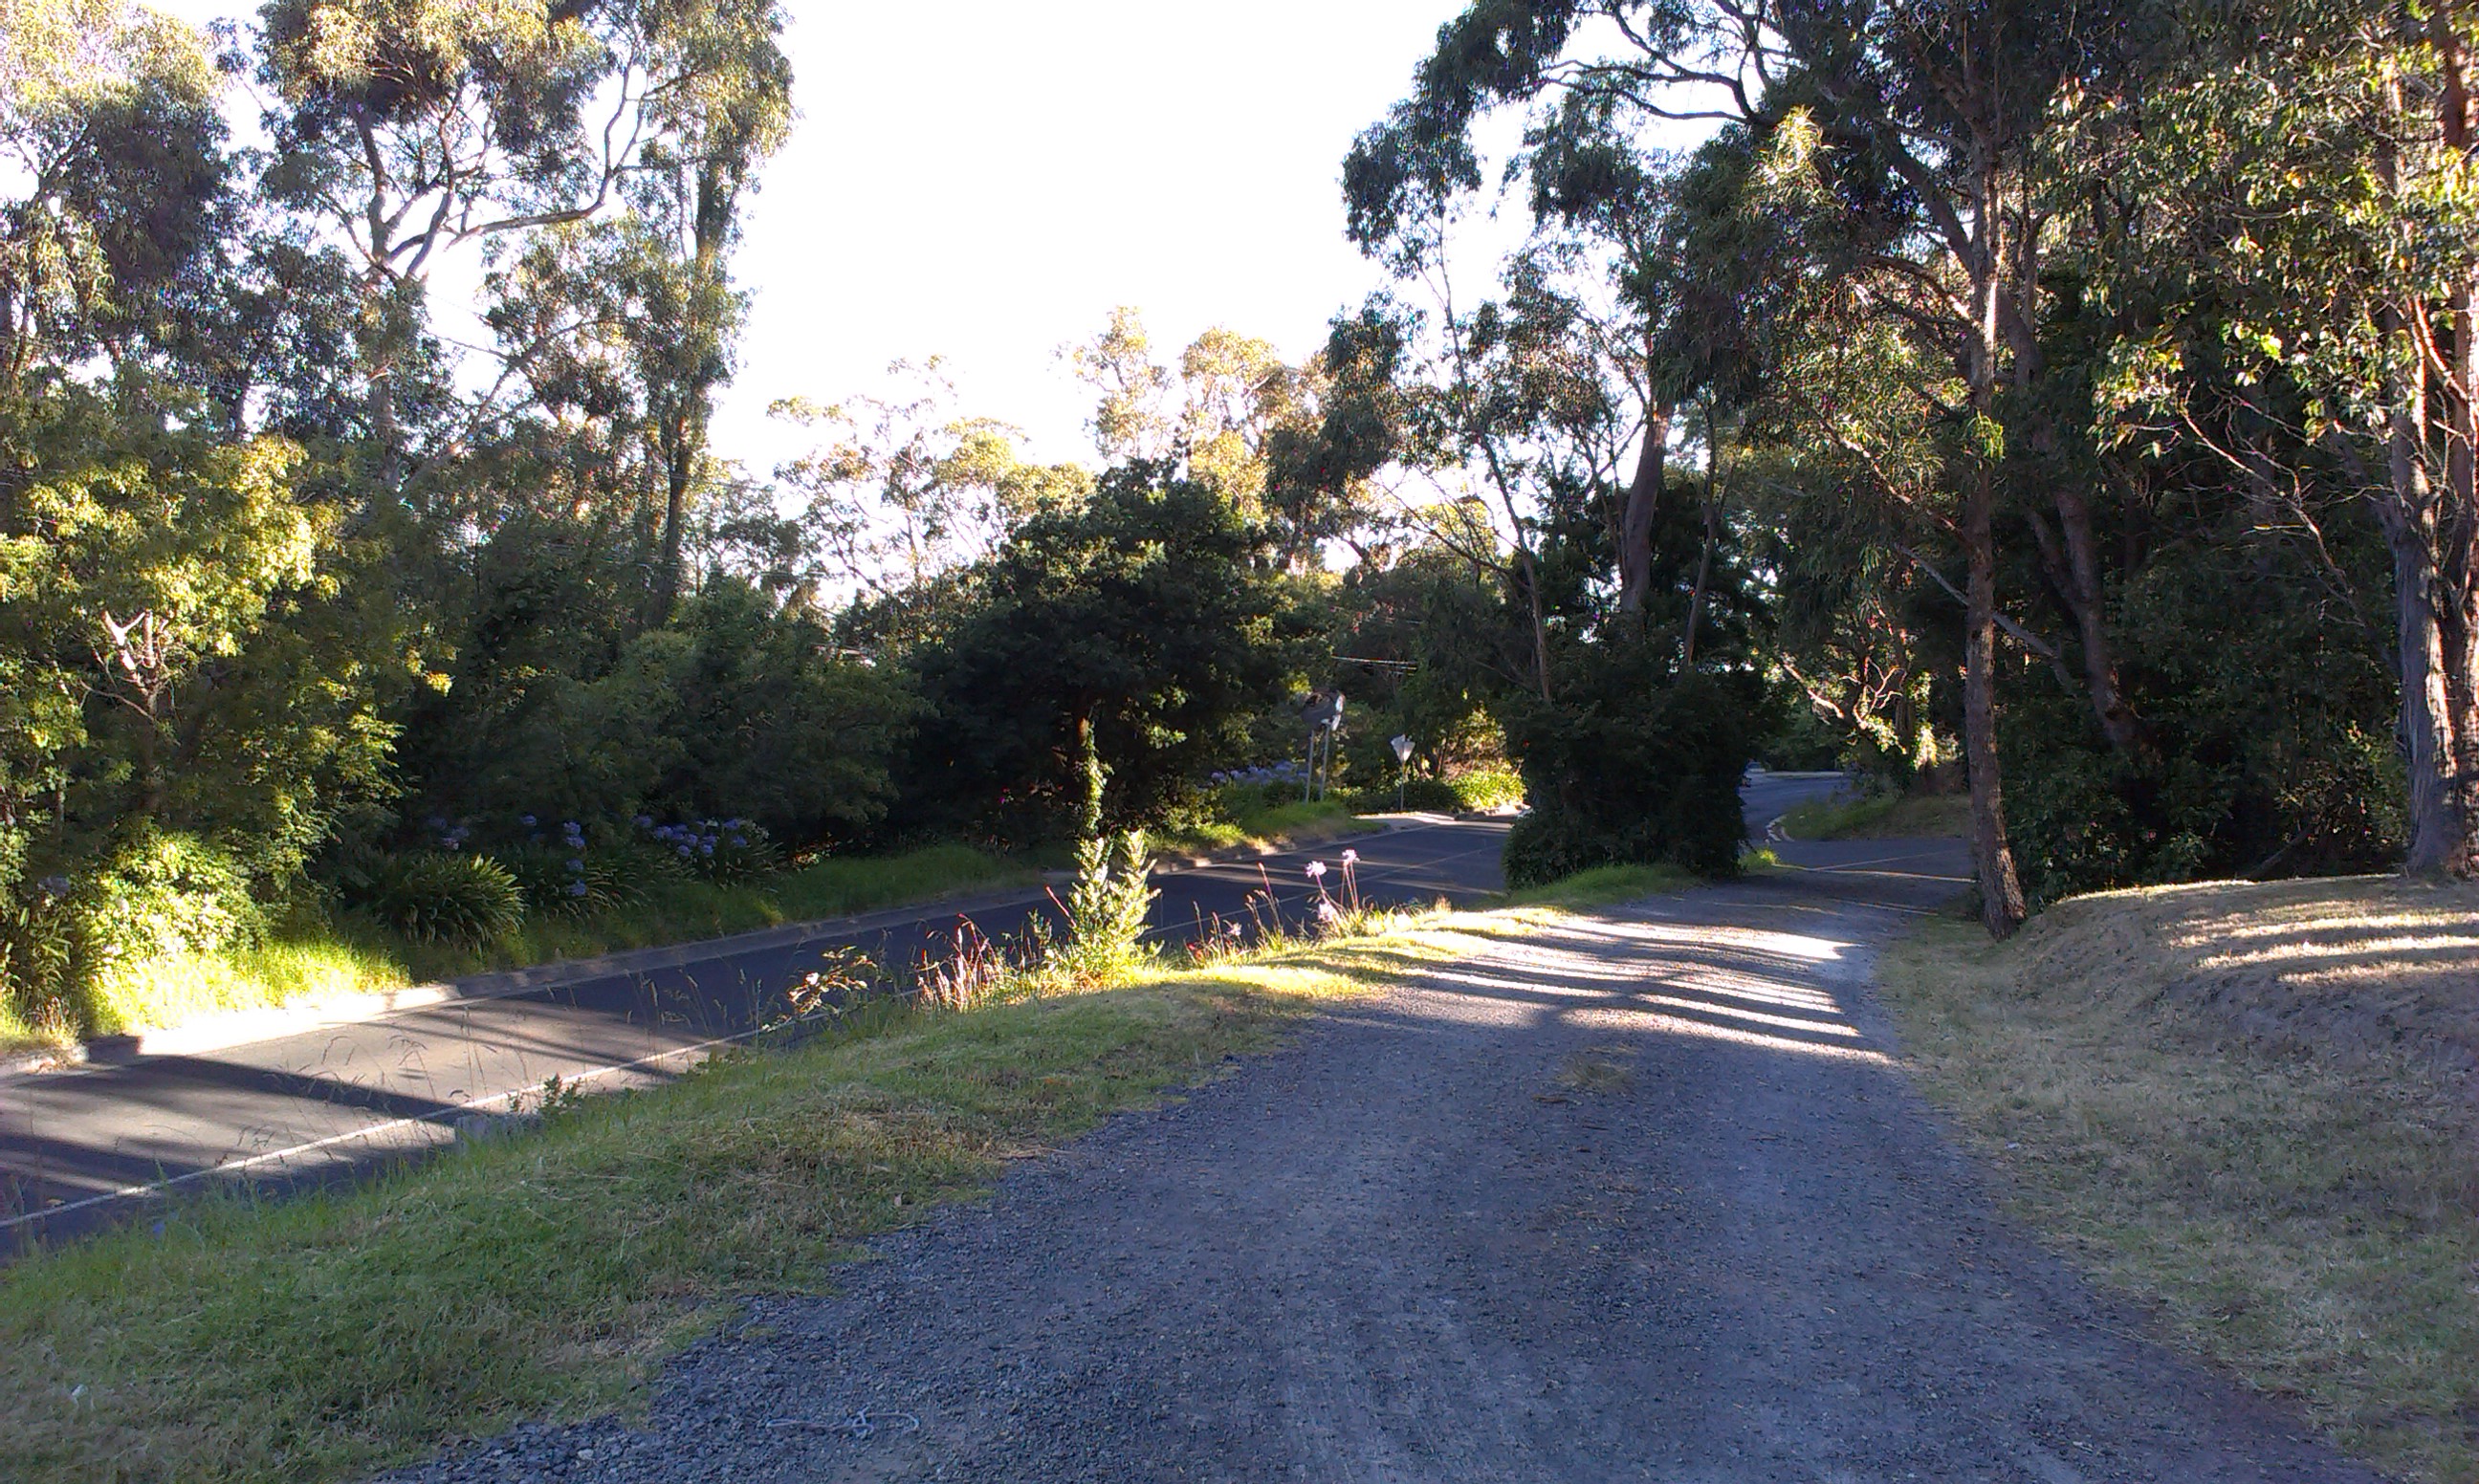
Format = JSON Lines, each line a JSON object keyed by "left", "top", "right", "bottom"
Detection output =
{"left": 648, "top": 418, "right": 691, "bottom": 627}
{"left": 1683, "top": 420, "right": 1721, "bottom": 667}
{"left": 2443, "top": 273, "right": 2479, "bottom": 876}
{"left": 1517, "top": 547, "right": 1554, "bottom": 701}
{"left": 1618, "top": 398, "right": 1672, "bottom": 616}
{"left": 2047, "top": 484, "right": 2145, "bottom": 753}
{"left": 2380, "top": 321, "right": 2471, "bottom": 877}
{"left": 2379, "top": 483, "right": 2461, "bottom": 876}
{"left": 1962, "top": 161, "right": 2028, "bottom": 935}
{"left": 1964, "top": 459, "right": 2029, "bottom": 934}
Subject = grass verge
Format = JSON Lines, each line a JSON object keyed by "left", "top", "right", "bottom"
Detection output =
{"left": 1153, "top": 797, "right": 1364, "bottom": 858}
{"left": 1, "top": 919, "right": 1471, "bottom": 1484}
{"left": 1876, "top": 877, "right": 2479, "bottom": 1483}
{"left": 1777, "top": 789, "right": 1968, "bottom": 840}
{"left": 51, "top": 845, "right": 1038, "bottom": 1048}
{"left": 1501, "top": 862, "right": 1700, "bottom": 910}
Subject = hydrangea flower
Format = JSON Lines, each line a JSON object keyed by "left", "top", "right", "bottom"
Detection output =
{"left": 566, "top": 882, "right": 589, "bottom": 897}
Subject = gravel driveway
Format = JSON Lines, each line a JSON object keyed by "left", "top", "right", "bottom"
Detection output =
{"left": 388, "top": 841, "right": 2384, "bottom": 1483}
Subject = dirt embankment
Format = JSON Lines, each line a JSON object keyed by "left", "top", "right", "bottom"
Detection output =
{"left": 1880, "top": 874, "right": 2479, "bottom": 1483}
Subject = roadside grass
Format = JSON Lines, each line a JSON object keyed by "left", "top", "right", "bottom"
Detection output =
{"left": 1502, "top": 862, "right": 1700, "bottom": 910}
{"left": 1154, "top": 796, "right": 1362, "bottom": 858}
{"left": 0, "top": 920, "right": 1473, "bottom": 1484}
{"left": 1777, "top": 789, "right": 1968, "bottom": 840}
{"left": 1876, "top": 877, "right": 2479, "bottom": 1483}
{"left": 47, "top": 845, "right": 1037, "bottom": 1048}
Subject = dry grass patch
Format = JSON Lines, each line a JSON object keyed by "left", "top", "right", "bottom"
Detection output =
{"left": 1878, "top": 876, "right": 2479, "bottom": 1483}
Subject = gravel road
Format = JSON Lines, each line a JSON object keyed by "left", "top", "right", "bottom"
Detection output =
{"left": 386, "top": 840, "right": 2384, "bottom": 1483}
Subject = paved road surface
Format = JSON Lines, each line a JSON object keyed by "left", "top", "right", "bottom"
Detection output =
{"left": 0, "top": 811, "right": 1557, "bottom": 1250}
{"left": 0, "top": 774, "right": 1853, "bottom": 1251}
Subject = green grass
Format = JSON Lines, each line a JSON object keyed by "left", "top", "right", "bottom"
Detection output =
{"left": 1500, "top": 862, "right": 1700, "bottom": 909}
{"left": 1775, "top": 788, "right": 1968, "bottom": 840}
{"left": 0, "top": 922, "right": 1471, "bottom": 1484}
{"left": 1153, "top": 796, "right": 1364, "bottom": 857}
{"left": 54, "top": 844, "right": 1038, "bottom": 1047}
{"left": 1876, "top": 881, "right": 2479, "bottom": 1483}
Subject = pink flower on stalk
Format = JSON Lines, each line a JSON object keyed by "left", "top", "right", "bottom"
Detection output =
{"left": 1305, "top": 861, "right": 1327, "bottom": 880}
{"left": 1341, "top": 849, "right": 1359, "bottom": 863}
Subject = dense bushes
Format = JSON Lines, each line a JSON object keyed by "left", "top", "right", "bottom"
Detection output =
{"left": 347, "top": 854, "right": 526, "bottom": 946}
{"left": 397, "top": 574, "right": 908, "bottom": 860}
{"left": 1502, "top": 667, "right": 1761, "bottom": 887}
{"left": 902, "top": 463, "right": 1313, "bottom": 842}
{"left": 1341, "top": 766, "right": 1524, "bottom": 813}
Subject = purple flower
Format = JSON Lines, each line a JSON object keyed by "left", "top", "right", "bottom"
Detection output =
{"left": 566, "top": 859, "right": 584, "bottom": 872}
{"left": 677, "top": 845, "right": 693, "bottom": 858}
{"left": 634, "top": 815, "right": 653, "bottom": 829}
{"left": 521, "top": 815, "right": 537, "bottom": 827}
{"left": 566, "top": 882, "right": 589, "bottom": 897}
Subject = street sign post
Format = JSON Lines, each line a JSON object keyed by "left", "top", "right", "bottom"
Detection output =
{"left": 1302, "top": 690, "right": 1346, "bottom": 801}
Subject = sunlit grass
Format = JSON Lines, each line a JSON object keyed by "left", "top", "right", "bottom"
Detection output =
{"left": 1877, "top": 877, "right": 2479, "bottom": 1484}
{"left": 45, "top": 845, "right": 1038, "bottom": 1049}
{"left": 1500, "top": 862, "right": 1700, "bottom": 910}
{"left": 1154, "top": 797, "right": 1363, "bottom": 857}
{"left": 0, "top": 917, "right": 1477, "bottom": 1484}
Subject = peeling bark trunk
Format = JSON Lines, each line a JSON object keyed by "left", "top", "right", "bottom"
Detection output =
{"left": 1618, "top": 399, "right": 1671, "bottom": 616}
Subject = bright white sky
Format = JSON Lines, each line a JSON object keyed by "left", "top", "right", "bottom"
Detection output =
{"left": 160, "top": 0, "right": 1497, "bottom": 479}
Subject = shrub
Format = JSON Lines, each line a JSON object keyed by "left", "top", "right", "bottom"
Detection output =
{"left": 357, "top": 853, "right": 524, "bottom": 945}
{"left": 1448, "top": 765, "right": 1525, "bottom": 810}
{"left": 634, "top": 817, "right": 779, "bottom": 884}
{"left": 1048, "top": 832, "right": 1159, "bottom": 989}
{"left": 65, "top": 831, "right": 266, "bottom": 994}
{"left": 1501, "top": 666, "right": 1758, "bottom": 888}
{"left": 499, "top": 845, "right": 638, "bottom": 919}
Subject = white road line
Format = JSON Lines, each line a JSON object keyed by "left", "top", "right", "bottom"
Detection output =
{"left": 6, "top": 822, "right": 1511, "bottom": 1235}
{"left": 1, "top": 1023, "right": 757, "bottom": 1234}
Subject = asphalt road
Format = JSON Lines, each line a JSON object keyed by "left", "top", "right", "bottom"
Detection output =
{"left": 0, "top": 775, "right": 1854, "bottom": 1253}
{"left": 0, "top": 813, "right": 1540, "bottom": 1251}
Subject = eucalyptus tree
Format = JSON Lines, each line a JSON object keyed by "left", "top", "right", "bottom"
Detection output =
{"left": 772, "top": 361, "right": 1091, "bottom": 649}
{"left": 255, "top": 0, "right": 789, "bottom": 503}
{"left": 1349, "top": 0, "right": 2150, "bottom": 932}
{"left": 2088, "top": 0, "right": 2479, "bottom": 880}
{"left": 0, "top": 0, "right": 228, "bottom": 406}
{"left": 1060, "top": 309, "right": 1364, "bottom": 565}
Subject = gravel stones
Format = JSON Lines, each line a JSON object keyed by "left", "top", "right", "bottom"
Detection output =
{"left": 381, "top": 842, "right": 2381, "bottom": 1484}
